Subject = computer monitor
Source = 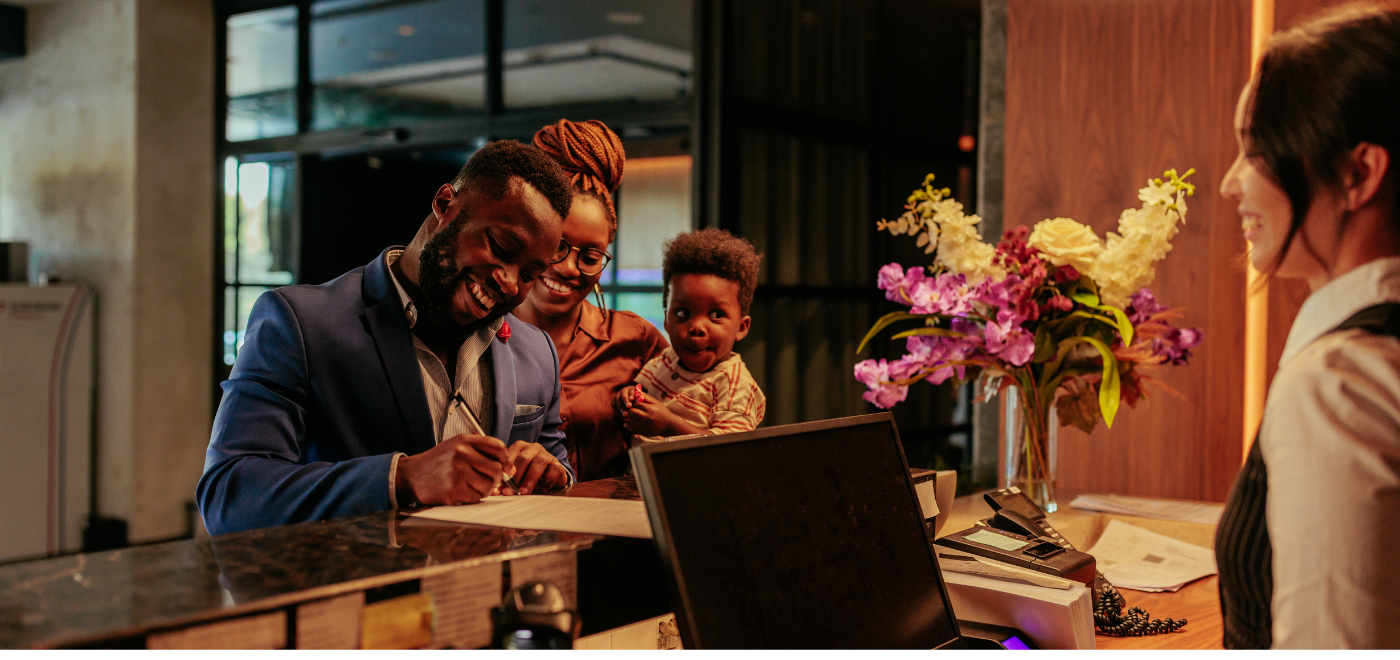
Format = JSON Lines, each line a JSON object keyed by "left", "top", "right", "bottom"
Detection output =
{"left": 630, "top": 413, "right": 961, "bottom": 649}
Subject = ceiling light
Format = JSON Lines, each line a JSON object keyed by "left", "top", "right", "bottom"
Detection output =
{"left": 606, "top": 11, "right": 643, "bottom": 25}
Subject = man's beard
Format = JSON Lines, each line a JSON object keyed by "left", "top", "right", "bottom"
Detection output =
{"left": 416, "top": 213, "right": 506, "bottom": 340}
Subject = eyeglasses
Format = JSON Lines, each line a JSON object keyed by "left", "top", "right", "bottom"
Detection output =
{"left": 549, "top": 239, "right": 613, "bottom": 276}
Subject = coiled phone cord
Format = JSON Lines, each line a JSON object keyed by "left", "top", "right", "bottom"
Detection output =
{"left": 1093, "top": 582, "right": 1188, "bottom": 637}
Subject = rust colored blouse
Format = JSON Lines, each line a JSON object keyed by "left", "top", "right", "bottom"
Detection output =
{"left": 556, "top": 302, "right": 668, "bottom": 481}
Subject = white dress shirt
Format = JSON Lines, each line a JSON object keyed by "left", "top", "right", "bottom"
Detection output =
{"left": 1263, "top": 256, "right": 1400, "bottom": 648}
{"left": 385, "top": 249, "right": 503, "bottom": 508}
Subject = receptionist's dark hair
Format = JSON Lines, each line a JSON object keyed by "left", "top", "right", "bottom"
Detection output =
{"left": 1245, "top": 1, "right": 1400, "bottom": 275}
{"left": 662, "top": 228, "right": 763, "bottom": 316}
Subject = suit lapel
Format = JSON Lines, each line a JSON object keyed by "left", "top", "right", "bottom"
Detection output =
{"left": 488, "top": 336, "right": 516, "bottom": 442}
{"left": 362, "top": 259, "right": 436, "bottom": 455}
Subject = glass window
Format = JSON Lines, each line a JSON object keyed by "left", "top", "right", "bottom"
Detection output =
{"left": 226, "top": 7, "right": 299, "bottom": 141}
{"left": 222, "top": 156, "right": 298, "bottom": 365}
{"left": 312, "top": 0, "right": 486, "bottom": 131}
{"left": 504, "top": 0, "right": 692, "bottom": 108}
{"left": 604, "top": 155, "right": 692, "bottom": 329}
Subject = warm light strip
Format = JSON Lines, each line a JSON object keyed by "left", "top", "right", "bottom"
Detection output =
{"left": 1243, "top": 0, "right": 1275, "bottom": 458}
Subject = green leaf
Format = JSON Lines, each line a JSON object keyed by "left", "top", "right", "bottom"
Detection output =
{"left": 1077, "top": 336, "right": 1121, "bottom": 428}
{"left": 1032, "top": 326, "right": 1057, "bottom": 363}
{"left": 1101, "top": 304, "right": 1134, "bottom": 348}
{"left": 889, "top": 327, "right": 966, "bottom": 340}
{"left": 1035, "top": 335, "right": 1121, "bottom": 427}
{"left": 857, "top": 311, "right": 932, "bottom": 353}
{"left": 1071, "top": 294, "right": 1135, "bottom": 347}
{"left": 1068, "top": 310, "right": 1119, "bottom": 334}
{"left": 1072, "top": 290, "right": 1100, "bottom": 307}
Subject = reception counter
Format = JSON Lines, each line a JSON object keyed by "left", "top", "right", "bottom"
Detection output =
{"left": 0, "top": 478, "right": 667, "bottom": 649}
{"left": 0, "top": 475, "right": 1223, "bottom": 649}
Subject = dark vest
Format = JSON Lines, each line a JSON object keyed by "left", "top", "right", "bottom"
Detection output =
{"left": 1216, "top": 302, "right": 1400, "bottom": 649}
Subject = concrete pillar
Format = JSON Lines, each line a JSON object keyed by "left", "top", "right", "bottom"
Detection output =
{"left": 0, "top": 0, "right": 213, "bottom": 543}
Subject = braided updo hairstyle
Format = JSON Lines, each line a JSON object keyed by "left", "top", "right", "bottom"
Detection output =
{"left": 532, "top": 119, "right": 626, "bottom": 236}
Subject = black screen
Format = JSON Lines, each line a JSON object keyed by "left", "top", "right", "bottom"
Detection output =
{"left": 635, "top": 415, "right": 960, "bottom": 649}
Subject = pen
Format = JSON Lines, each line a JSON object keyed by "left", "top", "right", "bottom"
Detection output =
{"left": 451, "top": 390, "right": 521, "bottom": 495}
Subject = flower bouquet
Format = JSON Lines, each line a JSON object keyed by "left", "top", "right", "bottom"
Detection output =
{"left": 854, "top": 170, "right": 1204, "bottom": 511}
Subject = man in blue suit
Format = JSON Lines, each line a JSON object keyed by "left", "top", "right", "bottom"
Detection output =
{"left": 199, "top": 141, "right": 577, "bottom": 535}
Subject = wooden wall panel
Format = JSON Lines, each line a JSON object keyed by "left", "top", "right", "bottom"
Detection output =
{"left": 1004, "top": 0, "right": 1252, "bottom": 502}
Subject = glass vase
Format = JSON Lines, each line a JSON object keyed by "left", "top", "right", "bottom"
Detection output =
{"left": 1001, "top": 385, "right": 1059, "bottom": 513}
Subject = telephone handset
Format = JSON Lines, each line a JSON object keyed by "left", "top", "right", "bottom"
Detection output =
{"left": 983, "top": 487, "right": 1075, "bottom": 549}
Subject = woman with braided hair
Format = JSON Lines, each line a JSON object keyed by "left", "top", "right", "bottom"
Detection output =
{"left": 514, "top": 119, "right": 669, "bottom": 481}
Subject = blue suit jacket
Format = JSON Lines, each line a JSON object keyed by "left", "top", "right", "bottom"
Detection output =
{"left": 198, "top": 248, "right": 571, "bottom": 535}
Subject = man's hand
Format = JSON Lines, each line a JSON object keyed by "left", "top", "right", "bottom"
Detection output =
{"left": 395, "top": 434, "right": 506, "bottom": 507}
{"left": 501, "top": 441, "right": 569, "bottom": 495}
{"left": 622, "top": 392, "right": 707, "bottom": 438}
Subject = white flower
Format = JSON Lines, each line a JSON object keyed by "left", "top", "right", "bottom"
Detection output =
{"left": 1028, "top": 217, "right": 1104, "bottom": 272}
{"left": 1138, "top": 178, "right": 1177, "bottom": 207}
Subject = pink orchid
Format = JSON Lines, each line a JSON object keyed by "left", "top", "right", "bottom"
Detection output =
{"left": 908, "top": 273, "right": 973, "bottom": 316}
{"left": 984, "top": 309, "right": 1036, "bottom": 366}
{"left": 854, "top": 358, "right": 920, "bottom": 409}
{"left": 876, "top": 263, "right": 927, "bottom": 304}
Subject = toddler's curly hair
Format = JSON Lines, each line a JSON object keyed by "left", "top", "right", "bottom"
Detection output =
{"left": 661, "top": 228, "right": 763, "bottom": 316}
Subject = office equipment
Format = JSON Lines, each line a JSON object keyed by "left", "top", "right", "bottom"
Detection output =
{"left": 941, "top": 570, "right": 1094, "bottom": 649}
{"left": 0, "top": 242, "right": 28, "bottom": 281}
{"left": 631, "top": 413, "right": 980, "bottom": 649}
{"left": 935, "top": 487, "right": 1097, "bottom": 587}
{"left": 0, "top": 284, "right": 94, "bottom": 562}
{"left": 491, "top": 581, "right": 579, "bottom": 649}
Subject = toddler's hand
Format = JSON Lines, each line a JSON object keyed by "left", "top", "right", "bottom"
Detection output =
{"left": 613, "top": 384, "right": 643, "bottom": 416}
{"left": 623, "top": 393, "right": 676, "bottom": 437}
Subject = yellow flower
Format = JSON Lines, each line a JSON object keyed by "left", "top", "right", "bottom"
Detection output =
{"left": 1028, "top": 217, "right": 1104, "bottom": 272}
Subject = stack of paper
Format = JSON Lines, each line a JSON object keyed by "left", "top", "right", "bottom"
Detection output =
{"left": 941, "top": 569, "right": 1095, "bottom": 650}
{"left": 409, "top": 495, "right": 653, "bottom": 539}
{"left": 1085, "top": 519, "right": 1216, "bottom": 592}
{"left": 1070, "top": 493, "right": 1223, "bottom": 525}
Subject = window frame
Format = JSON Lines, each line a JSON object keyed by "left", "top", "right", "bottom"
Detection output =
{"left": 214, "top": 0, "right": 695, "bottom": 389}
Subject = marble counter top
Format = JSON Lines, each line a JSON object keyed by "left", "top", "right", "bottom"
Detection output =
{"left": 0, "top": 478, "right": 645, "bottom": 649}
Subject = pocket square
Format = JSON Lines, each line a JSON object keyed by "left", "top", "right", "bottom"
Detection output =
{"left": 514, "top": 404, "right": 542, "bottom": 415}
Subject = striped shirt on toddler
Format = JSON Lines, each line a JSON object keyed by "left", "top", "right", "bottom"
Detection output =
{"left": 632, "top": 347, "right": 765, "bottom": 444}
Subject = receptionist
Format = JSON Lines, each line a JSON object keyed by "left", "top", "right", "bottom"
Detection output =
{"left": 198, "top": 140, "right": 579, "bottom": 535}
{"left": 1218, "top": 1, "right": 1400, "bottom": 648}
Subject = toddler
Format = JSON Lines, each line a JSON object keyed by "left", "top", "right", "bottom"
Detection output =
{"left": 615, "top": 228, "right": 766, "bottom": 442}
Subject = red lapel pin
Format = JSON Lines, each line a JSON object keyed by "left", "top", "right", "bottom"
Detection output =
{"left": 497, "top": 321, "right": 511, "bottom": 343}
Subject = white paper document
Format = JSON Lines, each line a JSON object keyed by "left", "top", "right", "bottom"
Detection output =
{"left": 409, "top": 495, "right": 652, "bottom": 539}
{"left": 1087, "top": 519, "right": 1217, "bottom": 592}
{"left": 1070, "top": 493, "right": 1223, "bottom": 525}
